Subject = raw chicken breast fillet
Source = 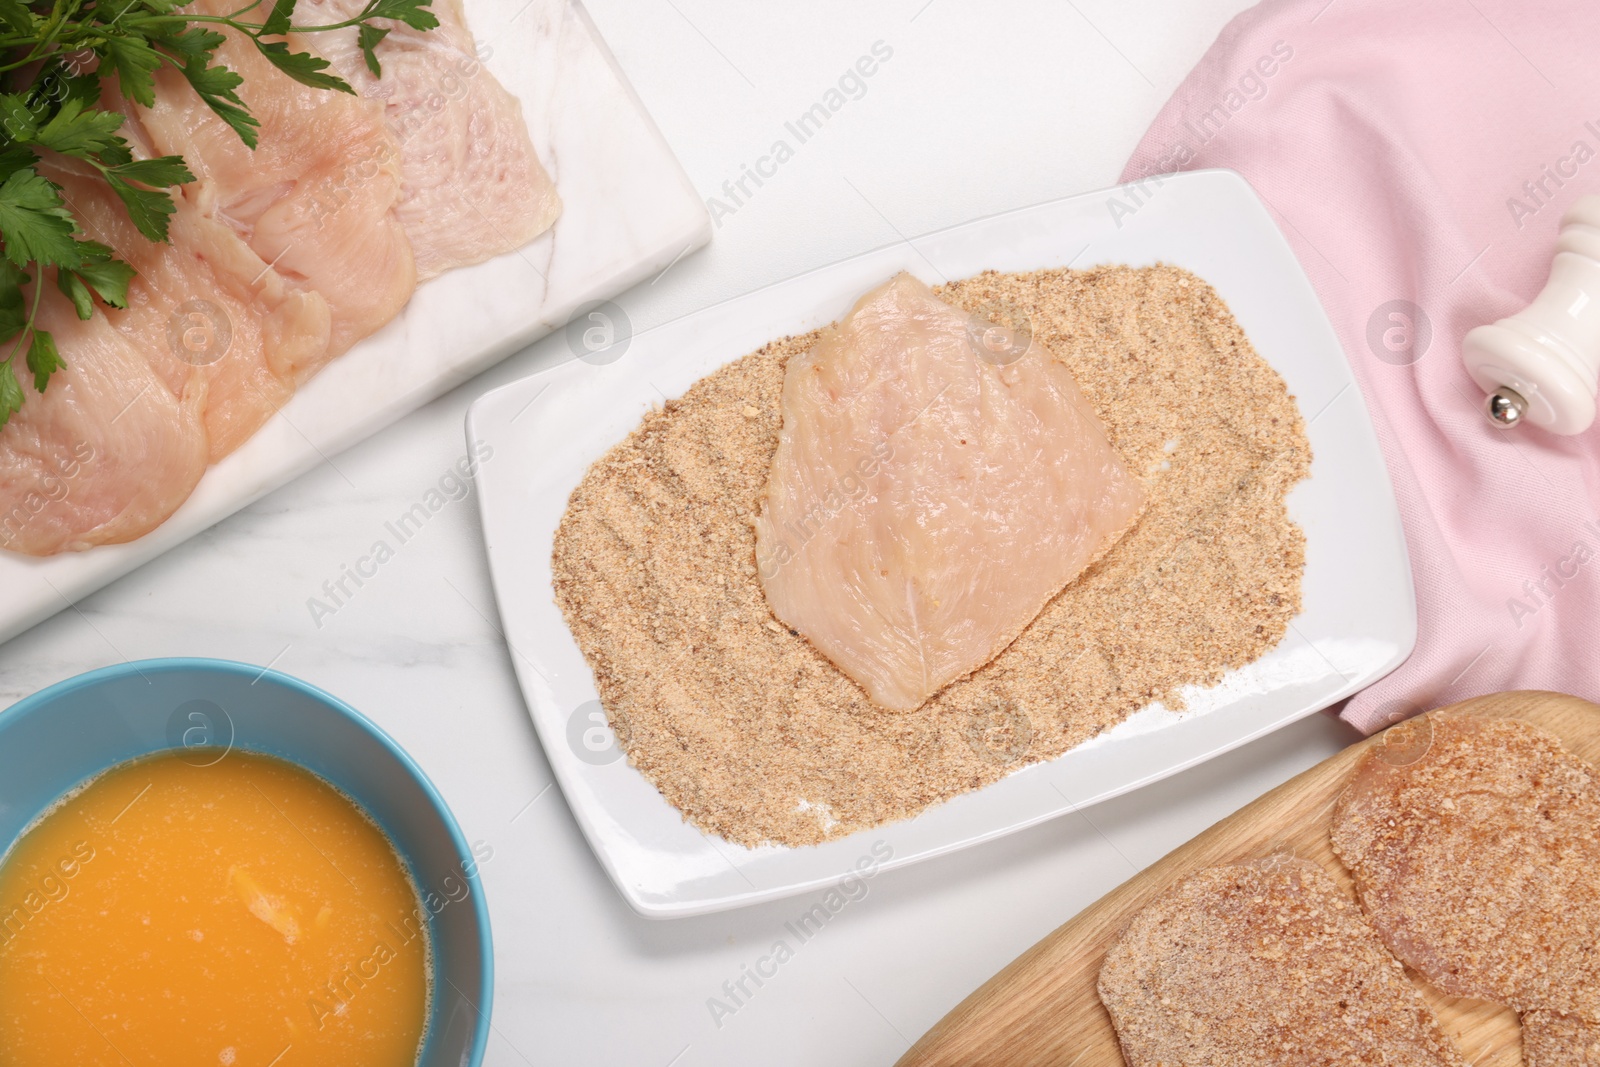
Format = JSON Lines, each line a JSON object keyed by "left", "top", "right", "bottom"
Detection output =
{"left": 133, "top": 0, "right": 416, "bottom": 357}
{"left": 44, "top": 159, "right": 331, "bottom": 461}
{"left": 0, "top": 280, "right": 208, "bottom": 554}
{"left": 754, "top": 273, "right": 1145, "bottom": 711}
{"left": 292, "top": 0, "right": 562, "bottom": 278}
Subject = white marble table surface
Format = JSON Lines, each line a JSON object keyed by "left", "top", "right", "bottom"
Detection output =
{"left": 0, "top": 2, "right": 1369, "bottom": 1064}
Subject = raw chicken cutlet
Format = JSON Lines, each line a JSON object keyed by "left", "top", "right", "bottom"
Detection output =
{"left": 133, "top": 0, "right": 416, "bottom": 357}
{"left": 754, "top": 272, "right": 1145, "bottom": 711}
{"left": 0, "top": 279, "right": 208, "bottom": 554}
{"left": 43, "top": 159, "right": 331, "bottom": 461}
{"left": 1331, "top": 712, "right": 1600, "bottom": 1019}
{"left": 1523, "top": 1011, "right": 1600, "bottom": 1067}
{"left": 292, "top": 0, "right": 562, "bottom": 278}
{"left": 1097, "top": 857, "right": 1469, "bottom": 1067}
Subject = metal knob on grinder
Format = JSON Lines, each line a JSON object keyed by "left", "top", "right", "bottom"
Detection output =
{"left": 1464, "top": 194, "right": 1600, "bottom": 434}
{"left": 1484, "top": 387, "right": 1527, "bottom": 428}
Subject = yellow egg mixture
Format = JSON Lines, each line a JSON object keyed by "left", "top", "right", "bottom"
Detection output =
{"left": 0, "top": 750, "right": 431, "bottom": 1066}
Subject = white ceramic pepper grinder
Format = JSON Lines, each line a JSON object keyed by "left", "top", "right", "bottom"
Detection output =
{"left": 1464, "top": 194, "right": 1600, "bottom": 433}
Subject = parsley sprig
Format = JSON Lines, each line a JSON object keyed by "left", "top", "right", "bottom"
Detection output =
{"left": 0, "top": 0, "right": 437, "bottom": 428}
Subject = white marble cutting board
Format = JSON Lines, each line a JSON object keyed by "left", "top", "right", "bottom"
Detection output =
{"left": 0, "top": 0, "right": 709, "bottom": 644}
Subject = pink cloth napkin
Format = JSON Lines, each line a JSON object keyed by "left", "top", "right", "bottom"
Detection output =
{"left": 1121, "top": 0, "right": 1600, "bottom": 733}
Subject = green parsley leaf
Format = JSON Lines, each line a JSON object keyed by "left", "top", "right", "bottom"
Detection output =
{"left": 255, "top": 40, "right": 353, "bottom": 94}
{"left": 53, "top": 71, "right": 109, "bottom": 113}
{"left": 27, "top": 63, "right": 92, "bottom": 112}
{"left": 179, "top": 58, "right": 262, "bottom": 149}
{"left": 357, "top": 23, "right": 389, "bottom": 77}
{"left": 25, "top": 328, "right": 61, "bottom": 392}
{"left": 100, "top": 34, "right": 164, "bottom": 108}
{"left": 75, "top": 240, "right": 116, "bottom": 262}
{"left": 365, "top": 0, "right": 437, "bottom": 31}
{"left": 56, "top": 266, "right": 95, "bottom": 320}
{"left": 103, "top": 173, "right": 177, "bottom": 242}
{"left": 70, "top": 256, "right": 137, "bottom": 310}
{"left": 0, "top": 92, "right": 39, "bottom": 142}
{"left": 0, "top": 261, "right": 28, "bottom": 344}
{"left": 0, "top": 170, "right": 81, "bottom": 270}
{"left": 0, "top": 359, "right": 24, "bottom": 430}
{"left": 0, "top": 143, "right": 39, "bottom": 184}
{"left": 94, "top": 141, "right": 136, "bottom": 168}
{"left": 0, "top": 0, "right": 36, "bottom": 37}
{"left": 56, "top": 241, "right": 135, "bottom": 319}
{"left": 262, "top": 0, "right": 298, "bottom": 37}
{"left": 32, "top": 98, "right": 127, "bottom": 160}
{"left": 109, "top": 156, "right": 195, "bottom": 188}
{"left": 158, "top": 26, "right": 227, "bottom": 61}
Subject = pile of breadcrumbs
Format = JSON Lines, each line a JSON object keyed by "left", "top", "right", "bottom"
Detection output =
{"left": 552, "top": 264, "right": 1311, "bottom": 848}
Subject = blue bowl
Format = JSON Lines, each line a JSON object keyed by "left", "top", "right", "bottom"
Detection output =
{"left": 0, "top": 658, "right": 492, "bottom": 1066}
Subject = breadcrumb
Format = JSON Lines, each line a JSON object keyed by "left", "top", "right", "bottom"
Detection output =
{"left": 551, "top": 265, "right": 1310, "bottom": 847}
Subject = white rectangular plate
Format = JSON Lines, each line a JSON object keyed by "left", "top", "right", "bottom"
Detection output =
{"left": 0, "top": 0, "right": 709, "bottom": 643}
{"left": 467, "top": 169, "right": 1415, "bottom": 918}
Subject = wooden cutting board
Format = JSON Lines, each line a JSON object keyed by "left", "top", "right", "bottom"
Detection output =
{"left": 896, "top": 691, "right": 1600, "bottom": 1067}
